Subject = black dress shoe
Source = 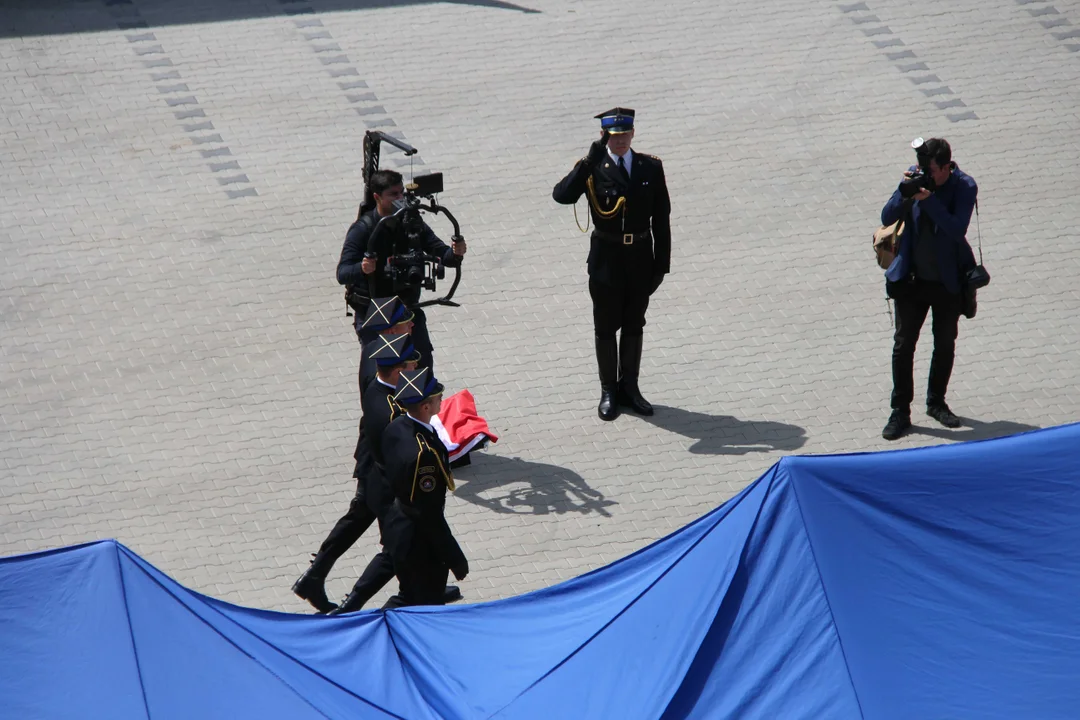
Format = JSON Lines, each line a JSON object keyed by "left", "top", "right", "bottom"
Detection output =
{"left": 927, "top": 403, "right": 961, "bottom": 428}
{"left": 598, "top": 386, "right": 619, "bottom": 421}
{"left": 443, "top": 585, "right": 462, "bottom": 603}
{"left": 326, "top": 588, "right": 368, "bottom": 616}
{"left": 617, "top": 381, "right": 654, "bottom": 416}
{"left": 292, "top": 567, "right": 338, "bottom": 614}
{"left": 882, "top": 410, "right": 912, "bottom": 441}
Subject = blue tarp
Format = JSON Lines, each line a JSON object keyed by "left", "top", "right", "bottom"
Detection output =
{"left": 3, "top": 423, "right": 1080, "bottom": 719}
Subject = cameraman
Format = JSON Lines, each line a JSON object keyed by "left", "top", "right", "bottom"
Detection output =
{"left": 337, "top": 169, "right": 466, "bottom": 373}
{"left": 880, "top": 138, "right": 977, "bottom": 441}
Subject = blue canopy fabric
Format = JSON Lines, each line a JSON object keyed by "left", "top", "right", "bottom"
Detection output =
{"left": 3, "top": 423, "right": 1080, "bottom": 719}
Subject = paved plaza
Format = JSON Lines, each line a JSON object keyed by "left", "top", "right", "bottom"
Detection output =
{"left": 2, "top": 0, "right": 1079, "bottom": 613}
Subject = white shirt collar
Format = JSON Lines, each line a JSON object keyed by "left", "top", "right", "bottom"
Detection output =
{"left": 407, "top": 413, "right": 434, "bottom": 432}
{"left": 375, "top": 376, "right": 396, "bottom": 390}
{"left": 607, "top": 147, "right": 633, "bottom": 176}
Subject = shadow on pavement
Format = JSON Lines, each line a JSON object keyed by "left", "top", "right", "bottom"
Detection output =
{"left": 453, "top": 453, "right": 616, "bottom": 517}
{"left": 1, "top": 0, "right": 540, "bottom": 39}
{"left": 639, "top": 405, "right": 808, "bottom": 456}
{"left": 909, "top": 417, "right": 1040, "bottom": 442}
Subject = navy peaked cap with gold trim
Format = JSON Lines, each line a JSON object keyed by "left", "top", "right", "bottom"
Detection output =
{"left": 360, "top": 296, "right": 414, "bottom": 341}
{"left": 394, "top": 367, "right": 445, "bottom": 406}
{"left": 367, "top": 333, "right": 421, "bottom": 368}
{"left": 595, "top": 107, "right": 635, "bottom": 134}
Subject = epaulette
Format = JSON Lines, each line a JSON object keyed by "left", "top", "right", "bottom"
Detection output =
{"left": 386, "top": 394, "right": 404, "bottom": 420}
{"left": 639, "top": 153, "right": 662, "bottom": 162}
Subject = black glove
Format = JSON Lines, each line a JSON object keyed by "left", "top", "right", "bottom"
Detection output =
{"left": 451, "top": 558, "right": 469, "bottom": 582}
{"left": 649, "top": 272, "right": 666, "bottom": 295}
{"left": 585, "top": 131, "right": 611, "bottom": 167}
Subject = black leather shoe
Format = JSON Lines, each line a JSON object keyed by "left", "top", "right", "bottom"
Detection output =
{"left": 927, "top": 403, "right": 961, "bottom": 428}
{"left": 882, "top": 410, "right": 912, "bottom": 441}
{"left": 443, "top": 585, "right": 462, "bottom": 603}
{"left": 617, "top": 381, "right": 654, "bottom": 416}
{"left": 326, "top": 588, "right": 367, "bottom": 616}
{"left": 598, "top": 386, "right": 619, "bottom": 421}
{"left": 293, "top": 566, "right": 338, "bottom": 614}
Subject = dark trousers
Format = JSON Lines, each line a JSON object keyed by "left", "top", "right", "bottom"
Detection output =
{"left": 314, "top": 480, "right": 377, "bottom": 570}
{"left": 346, "top": 549, "right": 396, "bottom": 606}
{"left": 410, "top": 306, "right": 433, "bottom": 372}
{"left": 589, "top": 278, "right": 650, "bottom": 339}
{"left": 384, "top": 535, "right": 449, "bottom": 609}
{"left": 890, "top": 279, "right": 961, "bottom": 410}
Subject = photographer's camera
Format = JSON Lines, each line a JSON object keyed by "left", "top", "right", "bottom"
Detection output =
{"left": 899, "top": 137, "right": 936, "bottom": 198}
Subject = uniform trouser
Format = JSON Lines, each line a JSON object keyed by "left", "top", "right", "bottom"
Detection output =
{"left": 346, "top": 548, "right": 396, "bottom": 605}
{"left": 410, "top": 306, "right": 434, "bottom": 373}
{"left": 590, "top": 278, "right": 650, "bottom": 386}
{"left": 890, "top": 279, "right": 961, "bottom": 411}
{"left": 384, "top": 535, "right": 449, "bottom": 608}
{"left": 314, "top": 480, "right": 377, "bottom": 571}
{"left": 589, "top": 278, "right": 651, "bottom": 339}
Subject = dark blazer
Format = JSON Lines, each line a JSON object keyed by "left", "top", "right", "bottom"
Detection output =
{"left": 882, "top": 164, "right": 978, "bottom": 295}
{"left": 361, "top": 378, "right": 405, "bottom": 516}
{"left": 553, "top": 150, "right": 671, "bottom": 289}
{"left": 380, "top": 416, "right": 466, "bottom": 573}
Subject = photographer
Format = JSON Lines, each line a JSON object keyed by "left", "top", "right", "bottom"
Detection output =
{"left": 880, "top": 138, "right": 978, "bottom": 441}
{"left": 337, "top": 169, "right": 466, "bottom": 373}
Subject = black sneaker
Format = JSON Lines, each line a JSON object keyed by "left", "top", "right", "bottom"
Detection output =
{"left": 882, "top": 410, "right": 912, "bottom": 441}
{"left": 927, "top": 403, "right": 961, "bottom": 428}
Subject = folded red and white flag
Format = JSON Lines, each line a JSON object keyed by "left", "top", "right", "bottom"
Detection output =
{"left": 432, "top": 389, "right": 498, "bottom": 463}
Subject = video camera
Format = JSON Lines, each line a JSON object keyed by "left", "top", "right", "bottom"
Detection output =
{"left": 382, "top": 172, "right": 448, "bottom": 294}
{"left": 359, "top": 131, "right": 463, "bottom": 308}
{"left": 899, "top": 137, "right": 935, "bottom": 198}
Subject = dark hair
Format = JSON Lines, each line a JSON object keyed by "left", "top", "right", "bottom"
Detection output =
{"left": 376, "top": 359, "right": 409, "bottom": 374}
{"left": 370, "top": 169, "right": 404, "bottom": 196}
{"left": 924, "top": 138, "right": 952, "bottom": 167}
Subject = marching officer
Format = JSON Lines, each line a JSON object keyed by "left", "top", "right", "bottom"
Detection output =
{"left": 380, "top": 367, "right": 468, "bottom": 608}
{"left": 329, "top": 336, "right": 462, "bottom": 613}
{"left": 553, "top": 107, "right": 671, "bottom": 421}
{"left": 291, "top": 298, "right": 414, "bottom": 613}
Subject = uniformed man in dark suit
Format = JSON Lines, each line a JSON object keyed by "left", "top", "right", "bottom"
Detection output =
{"left": 291, "top": 299, "right": 415, "bottom": 613}
{"left": 328, "top": 336, "right": 463, "bottom": 614}
{"left": 379, "top": 367, "right": 468, "bottom": 608}
{"left": 553, "top": 107, "right": 671, "bottom": 421}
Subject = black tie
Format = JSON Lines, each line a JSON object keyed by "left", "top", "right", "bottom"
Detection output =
{"left": 617, "top": 155, "right": 629, "bottom": 180}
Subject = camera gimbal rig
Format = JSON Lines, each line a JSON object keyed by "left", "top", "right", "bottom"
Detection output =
{"left": 360, "top": 131, "right": 463, "bottom": 308}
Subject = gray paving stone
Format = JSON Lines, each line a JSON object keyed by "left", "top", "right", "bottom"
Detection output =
{"left": 1, "top": 0, "right": 1079, "bottom": 615}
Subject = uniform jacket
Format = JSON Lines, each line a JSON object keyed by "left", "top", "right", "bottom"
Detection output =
{"left": 380, "top": 416, "right": 466, "bottom": 572}
{"left": 552, "top": 150, "right": 671, "bottom": 289}
{"left": 360, "top": 377, "right": 405, "bottom": 517}
{"left": 881, "top": 164, "right": 978, "bottom": 295}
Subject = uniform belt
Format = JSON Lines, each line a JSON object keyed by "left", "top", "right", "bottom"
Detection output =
{"left": 594, "top": 229, "right": 651, "bottom": 245}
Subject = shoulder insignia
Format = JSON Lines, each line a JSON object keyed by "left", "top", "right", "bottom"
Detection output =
{"left": 419, "top": 465, "right": 436, "bottom": 475}
{"left": 419, "top": 475, "right": 437, "bottom": 493}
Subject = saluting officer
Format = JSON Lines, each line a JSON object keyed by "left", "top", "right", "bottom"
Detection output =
{"left": 553, "top": 107, "right": 671, "bottom": 421}
{"left": 291, "top": 298, "right": 415, "bottom": 613}
{"left": 380, "top": 367, "right": 468, "bottom": 608}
